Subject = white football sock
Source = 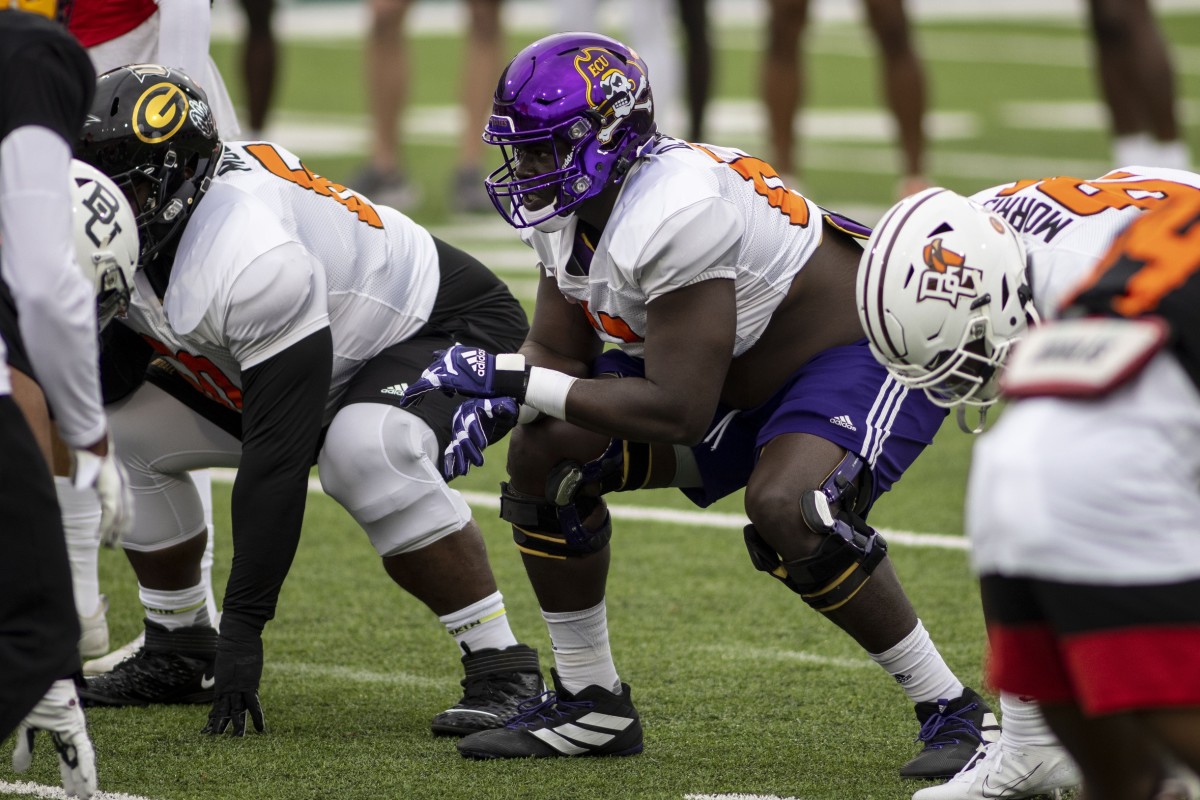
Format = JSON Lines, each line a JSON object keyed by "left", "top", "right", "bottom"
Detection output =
{"left": 543, "top": 600, "right": 621, "bottom": 695}
{"left": 1114, "top": 133, "right": 1153, "bottom": 168}
{"left": 998, "top": 692, "right": 1059, "bottom": 749}
{"left": 869, "top": 619, "right": 964, "bottom": 704}
{"left": 55, "top": 476, "right": 103, "bottom": 618}
{"left": 140, "top": 583, "right": 211, "bottom": 631}
{"left": 193, "top": 470, "right": 220, "bottom": 625}
{"left": 439, "top": 591, "right": 518, "bottom": 654}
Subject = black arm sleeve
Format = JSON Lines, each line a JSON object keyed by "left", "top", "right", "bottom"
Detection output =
{"left": 218, "top": 328, "right": 333, "bottom": 638}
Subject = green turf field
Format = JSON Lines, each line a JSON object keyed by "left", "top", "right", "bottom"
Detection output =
{"left": 4, "top": 8, "right": 1199, "bottom": 799}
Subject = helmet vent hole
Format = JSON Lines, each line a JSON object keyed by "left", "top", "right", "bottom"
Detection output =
{"left": 928, "top": 222, "right": 953, "bottom": 236}
{"left": 1000, "top": 276, "right": 1011, "bottom": 308}
{"left": 110, "top": 97, "right": 120, "bottom": 115}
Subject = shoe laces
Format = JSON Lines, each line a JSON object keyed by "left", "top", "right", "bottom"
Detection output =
{"left": 92, "top": 649, "right": 199, "bottom": 695}
{"left": 916, "top": 698, "right": 984, "bottom": 747}
{"left": 504, "top": 690, "right": 594, "bottom": 730}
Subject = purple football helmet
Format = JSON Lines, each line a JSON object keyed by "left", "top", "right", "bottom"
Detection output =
{"left": 483, "top": 32, "right": 657, "bottom": 229}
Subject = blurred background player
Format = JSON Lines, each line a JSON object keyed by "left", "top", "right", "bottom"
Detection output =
{"left": 236, "top": 0, "right": 277, "bottom": 140}
{"left": 552, "top": 0, "right": 712, "bottom": 142}
{"left": 762, "top": 0, "right": 929, "bottom": 199}
{"left": 66, "top": 0, "right": 243, "bottom": 673}
{"left": 858, "top": 168, "right": 1200, "bottom": 798}
{"left": 353, "top": 0, "right": 504, "bottom": 214}
{"left": 968, "top": 191, "right": 1200, "bottom": 800}
{"left": 1087, "top": 0, "right": 1191, "bottom": 171}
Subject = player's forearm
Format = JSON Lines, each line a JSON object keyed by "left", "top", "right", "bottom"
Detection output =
{"left": 221, "top": 330, "right": 332, "bottom": 631}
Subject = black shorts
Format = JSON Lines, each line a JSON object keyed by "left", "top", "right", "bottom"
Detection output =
{"left": 337, "top": 236, "right": 529, "bottom": 453}
{"left": 0, "top": 396, "right": 80, "bottom": 739}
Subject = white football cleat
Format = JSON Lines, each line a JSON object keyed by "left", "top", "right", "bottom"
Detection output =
{"left": 82, "top": 630, "right": 144, "bottom": 677}
{"left": 78, "top": 595, "right": 110, "bottom": 659}
{"left": 912, "top": 741, "right": 1080, "bottom": 800}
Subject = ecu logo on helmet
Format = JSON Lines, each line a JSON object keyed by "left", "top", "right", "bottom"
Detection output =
{"left": 133, "top": 82, "right": 190, "bottom": 144}
{"left": 917, "top": 238, "right": 983, "bottom": 308}
{"left": 573, "top": 47, "right": 651, "bottom": 145}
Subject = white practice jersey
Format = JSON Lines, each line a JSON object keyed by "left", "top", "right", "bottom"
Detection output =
{"left": 120, "top": 141, "right": 439, "bottom": 421}
{"left": 971, "top": 165, "right": 1200, "bottom": 318}
{"left": 966, "top": 165, "right": 1200, "bottom": 582}
{"left": 521, "top": 136, "right": 824, "bottom": 358}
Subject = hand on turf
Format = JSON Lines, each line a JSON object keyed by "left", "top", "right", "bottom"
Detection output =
{"left": 443, "top": 397, "right": 520, "bottom": 478}
{"left": 399, "top": 346, "right": 527, "bottom": 407}
{"left": 12, "top": 679, "right": 98, "bottom": 799}
{"left": 72, "top": 435, "right": 133, "bottom": 547}
{"left": 201, "top": 633, "right": 265, "bottom": 737}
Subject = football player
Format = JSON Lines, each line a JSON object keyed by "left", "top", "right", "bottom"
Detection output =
{"left": 969, "top": 192, "right": 1200, "bottom": 798}
{"left": 74, "top": 64, "right": 546, "bottom": 738}
{"left": 858, "top": 171, "right": 1200, "bottom": 799}
{"left": 1, "top": 2, "right": 137, "bottom": 795}
{"left": 401, "top": 32, "right": 994, "bottom": 779}
{"left": 67, "top": 0, "right": 244, "bottom": 674}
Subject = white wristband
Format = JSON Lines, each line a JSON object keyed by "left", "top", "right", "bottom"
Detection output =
{"left": 523, "top": 366, "right": 577, "bottom": 421}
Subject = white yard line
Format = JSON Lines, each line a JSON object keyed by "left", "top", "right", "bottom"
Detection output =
{"left": 0, "top": 782, "right": 161, "bottom": 800}
{"left": 206, "top": 468, "right": 969, "bottom": 551}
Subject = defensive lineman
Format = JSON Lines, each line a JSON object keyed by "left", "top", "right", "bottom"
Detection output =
{"left": 858, "top": 168, "right": 1200, "bottom": 799}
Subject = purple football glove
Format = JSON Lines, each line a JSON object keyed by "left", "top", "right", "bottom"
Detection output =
{"left": 399, "top": 345, "right": 528, "bottom": 407}
{"left": 443, "top": 397, "right": 520, "bottom": 478}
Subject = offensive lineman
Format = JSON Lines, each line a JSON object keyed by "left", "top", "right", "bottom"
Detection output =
{"left": 401, "top": 32, "right": 993, "bottom": 779}
{"left": 74, "top": 64, "right": 545, "bottom": 737}
{"left": 857, "top": 169, "right": 1200, "bottom": 800}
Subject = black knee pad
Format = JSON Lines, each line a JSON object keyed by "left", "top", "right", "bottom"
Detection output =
{"left": 500, "top": 482, "right": 612, "bottom": 559}
{"left": 744, "top": 489, "right": 888, "bottom": 612}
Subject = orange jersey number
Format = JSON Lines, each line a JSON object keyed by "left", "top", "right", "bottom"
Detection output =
{"left": 245, "top": 143, "right": 383, "bottom": 229}
{"left": 1068, "top": 192, "right": 1200, "bottom": 317}
{"left": 693, "top": 144, "right": 811, "bottom": 227}
{"left": 997, "top": 171, "right": 1199, "bottom": 218}
{"left": 145, "top": 338, "right": 244, "bottom": 411}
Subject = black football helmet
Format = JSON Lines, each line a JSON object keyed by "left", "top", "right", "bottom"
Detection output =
{"left": 75, "top": 64, "right": 221, "bottom": 266}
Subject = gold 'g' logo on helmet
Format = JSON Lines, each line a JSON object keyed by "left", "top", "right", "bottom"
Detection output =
{"left": 132, "top": 83, "right": 190, "bottom": 144}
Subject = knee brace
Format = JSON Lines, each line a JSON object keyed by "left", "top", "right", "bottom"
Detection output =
{"left": 744, "top": 452, "right": 887, "bottom": 612}
{"left": 500, "top": 482, "right": 612, "bottom": 559}
{"left": 544, "top": 437, "right": 653, "bottom": 506}
{"left": 319, "top": 404, "right": 471, "bottom": 556}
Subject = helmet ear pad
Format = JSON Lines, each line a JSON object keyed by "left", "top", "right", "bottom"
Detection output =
{"left": 74, "top": 64, "right": 221, "bottom": 265}
{"left": 857, "top": 187, "right": 1037, "bottom": 408}
{"left": 483, "top": 33, "right": 658, "bottom": 229}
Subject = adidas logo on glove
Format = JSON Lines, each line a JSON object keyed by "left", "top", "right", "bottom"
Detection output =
{"left": 463, "top": 349, "right": 488, "bottom": 378}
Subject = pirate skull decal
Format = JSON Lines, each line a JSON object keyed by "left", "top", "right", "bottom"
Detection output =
{"left": 574, "top": 47, "right": 653, "bottom": 145}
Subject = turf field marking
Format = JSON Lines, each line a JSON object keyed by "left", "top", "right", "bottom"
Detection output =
{"left": 701, "top": 645, "right": 876, "bottom": 670}
{"left": 269, "top": 661, "right": 444, "bottom": 688}
{"left": 0, "top": 781, "right": 159, "bottom": 800}
{"left": 207, "top": 469, "right": 970, "bottom": 551}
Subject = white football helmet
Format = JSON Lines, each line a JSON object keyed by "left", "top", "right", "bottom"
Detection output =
{"left": 857, "top": 187, "right": 1038, "bottom": 414}
{"left": 69, "top": 159, "right": 138, "bottom": 330}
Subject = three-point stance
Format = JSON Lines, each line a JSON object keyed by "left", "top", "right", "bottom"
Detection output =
{"left": 403, "top": 32, "right": 996, "bottom": 779}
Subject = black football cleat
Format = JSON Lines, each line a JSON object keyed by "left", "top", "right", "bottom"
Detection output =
{"left": 900, "top": 687, "right": 1001, "bottom": 779}
{"left": 431, "top": 643, "right": 545, "bottom": 736}
{"left": 79, "top": 620, "right": 216, "bottom": 707}
{"left": 456, "top": 669, "right": 643, "bottom": 759}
